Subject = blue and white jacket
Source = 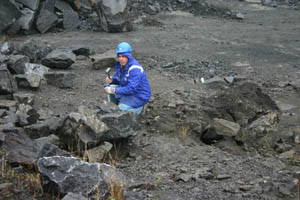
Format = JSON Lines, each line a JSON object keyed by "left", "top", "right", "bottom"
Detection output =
{"left": 112, "top": 52, "right": 151, "bottom": 108}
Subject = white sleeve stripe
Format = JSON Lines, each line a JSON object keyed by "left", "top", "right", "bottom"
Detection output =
{"left": 126, "top": 65, "right": 144, "bottom": 77}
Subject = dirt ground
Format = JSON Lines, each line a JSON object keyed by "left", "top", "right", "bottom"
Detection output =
{"left": 7, "top": 0, "right": 300, "bottom": 199}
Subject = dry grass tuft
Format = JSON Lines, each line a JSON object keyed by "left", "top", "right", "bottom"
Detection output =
{"left": 108, "top": 178, "right": 124, "bottom": 200}
{"left": 178, "top": 124, "right": 190, "bottom": 141}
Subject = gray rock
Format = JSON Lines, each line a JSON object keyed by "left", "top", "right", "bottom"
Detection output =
{"left": 0, "top": 100, "right": 18, "bottom": 110}
{"left": 0, "top": 1, "right": 22, "bottom": 33}
{"left": 71, "top": 45, "right": 91, "bottom": 56}
{"left": 57, "top": 106, "right": 109, "bottom": 150}
{"left": 202, "top": 76, "right": 225, "bottom": 84}
{"left": 7, "top": 55, "right": 30, "bottom": 74}
{"left": 17, "top": 103, "right": 39, "bottom": 125}
{"left": 37, "top": 156, "right": 126, "bottom": 198}
{"left": 0, "top": 64, "right": 16, "bottom": 95}
{"left": 62, "top": 192, "right": 88, "bottom": 200}
{"left": 87, "top": 141, "right": 113, "bottom": 162}
{"left": 90, "top": 50, "right": 117, "bottom": 70}
{"left": 14, "top": 74, "right": 41, "bottom": 90}
{"left": 36, "top": 0, "right": 57, "bottom": 33}
{"left": 93, "top": 0, "right": 133, "bottom": 32}
{"left": 24, "top": 116, "right": 64, "bottom": 139}
{"left": 13, "top": 92, "right": 35, "bottom": 106}
{"left": 18, "top": 39, "right": 52, "bottom": 63}
{"left": 99, "top": 111, "right": 140, "bottom": 141}
{"left": 63, "top": 10, "right": 81, "bottom": 30}
{"left": 18, "top": 8, "right": 36, "bottom": 31}
{"left": 44, "top": 72, "right": 76, "bottom": 88}
{"left": 37, "top": 143, "right": 71, "bottom": 158}
{"left": 55, "top": 0, "right": 81, "bottom": 30}
{"left": 25, "top": 63, "right": 49, "bottom": 79}
{"left": 15, "top": 0, "right": 40, "bottom": 10}
{"left": 35, "top": 134, "right": 61, "bottom": 147}
{"left": 36, "top": 10, "right": 58, "bottom": 33}
{"left": 0, "top": 132, "right": 5, "bottom": 142}
{"left": 41, "top": 49, "right": 76, "bottom": 69}
{"left": 0, "top": 132, "right": 40, "bottom": 165}
{"left": 0, "top": 42, "right": 14, "bottom": 55}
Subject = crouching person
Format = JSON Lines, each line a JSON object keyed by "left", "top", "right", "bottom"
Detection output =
{"left": 104, "top": 42, "right": 151, "bottom": 115}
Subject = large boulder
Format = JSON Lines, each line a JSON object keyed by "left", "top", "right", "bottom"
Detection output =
{"left": 0, "top": 1, "right": 22, "bottom": 33}
{"left": 41, "top": 49, "right": 76, "bottom": 69}
{"left": 92, "top": 0, "right": 133, "bottom": 32}
{"left": 35, "top": 0, "right": 58, "bottom": 33}
{"left": 57, "top": 106, "right": 109, "bottom": 150}
{"left": 37, "top": 156, "right": 126, "bottom": 198}
{"left": 17, "top": 38, "right": 52, "bottom": 63}
{"left": 55, "top": 0, "right": 81, "bottom": 30}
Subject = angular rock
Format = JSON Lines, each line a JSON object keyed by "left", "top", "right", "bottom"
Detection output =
{"left": 202, "top": 76, "right": 225, "bottom": 84}
{"left": 202, "top": 118, "right": 240, "bottom": 143}
{"left": 0, "top": 100, "right": 18, "bottom": 110}
{"left": 15, "top": 0, "right": 40, "bottom": 10}
{"left": 213, "top": 118, "right": 240, "bottom": 137}
{"left": 98, "top": 111, "right": 140, "bottom": 141}
{"left": 205, "top": 82, "right": 280, "bottom": 127}
{"left": 18, "top": 39, "right": 52, "bottom": 63}
{"left": 0, "top": 64, "right": 16, "bottom": 95}
{"left": 0, "top": 1, "right": 22, "bottom": 33}
{"left": 14, "top": 74, "right": 41, "bottom": 90}
{"left": 87, "top": 141, "right": 113, "bottom": 162}
{"left": 55, "top": 0, "right": 81, "bottom": 30}
{"left": 37, "top": 108, "right": 54, "bottom": 120}
{"left": 37, "top": 143, "right": 71, "bottom": 158}
{"left": 35, "top": 134, "right": 61, "bottom": 147}
{"left": 90, "top": 50, "right": 116, "bottom": 70}
{"left": 294, "top": 128, "right": 300, "bottom": 144}
{"left": 44, "top": 72, "right": 76, "bottom": 88}
{"left": 25, "top": 63, "right": 49, "bottom": 79}
{"left": 36, "top": 10, "right": 58, "bottom": 33}
{"left": 37, "top": 156, "right": 126, "bottom": 198}
{"left": 13, "top": 92, "right": 35, "bottom": 106}
{"left": 0, "top": 42, "right": 14, "bottom": 55}
{"left": 93, "top": 0, "right": 133, "bottom": 32}
{"left": 24, "top": 116, "right": 64, "bottom": 139}
{"left": 18, "top": 8, "right": 36, "bottom": 32}
{"left": 57, "top": 106, "right": 109, "bottom": 150}
{"left": 0, "top": 132, "right": 39, "bottom": 166}
{"left": 62, "top": 192, "right": 88, "bottom": 200}
{"left": 36, "top": 0, "right": 58, "bottom": 33}
{"left": 41, "top": 49, "right": 76, "bottom": 69}
{"left": 71, "top": 45, "right": 91, "bottom": 56}
{"left": 17, "top": 103, "right": 39, "bottom": 124}
{"left": 7, "top": 55, "right": 30, "bottom": 74}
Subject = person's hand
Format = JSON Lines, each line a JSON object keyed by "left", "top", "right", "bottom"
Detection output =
{"left": 105, "top": 76, "right": 113, "bottom": 84}
{"left": 104, "top": 87, "right": 115, "bottom": 94}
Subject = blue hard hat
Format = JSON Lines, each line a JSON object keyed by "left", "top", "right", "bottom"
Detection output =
{"left": 116, "top": 42, "right": 132, "bottom": 54}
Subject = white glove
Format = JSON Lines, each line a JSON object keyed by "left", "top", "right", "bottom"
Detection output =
{"left": 104, "top": 87, "right": 115, "bottom": 94}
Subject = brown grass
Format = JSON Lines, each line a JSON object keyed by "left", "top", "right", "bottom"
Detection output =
{"left": 108, "top": 178, "right": 124, "bottom": 200}
{"left": 178, "top": 124, "right": 190, "bottom": 141}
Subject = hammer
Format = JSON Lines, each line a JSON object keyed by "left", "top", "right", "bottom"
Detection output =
{"left": 106, "top": 67, "right": 111, "bottom": 79}
{"left": 104, "top": 67, "right": 111, "bottom": 88}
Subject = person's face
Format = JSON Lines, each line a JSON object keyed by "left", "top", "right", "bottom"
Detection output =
{"left": 118, "top": 55, "right": 128, "bottom": 66}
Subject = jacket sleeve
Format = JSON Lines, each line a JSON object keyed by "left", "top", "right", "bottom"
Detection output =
{"left": 111, "top": 64, "right": 120, "bottom": 85}
{"left": 116, "top": 68, "right": 142, "bottom": 95}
